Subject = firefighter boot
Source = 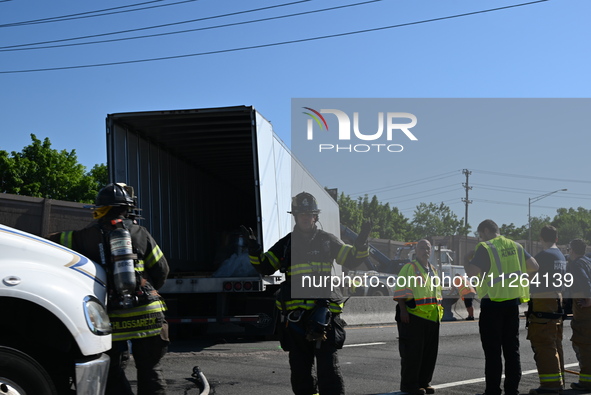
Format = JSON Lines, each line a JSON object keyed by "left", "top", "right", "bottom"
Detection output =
{"left": 402, "top": 389, "right": 425, "bottom": 395}
{"left": 571, "top": 382, "right": 591, "bottom": 391}
{"left": 528, "top": 388, "right": 562, "bottom": 394}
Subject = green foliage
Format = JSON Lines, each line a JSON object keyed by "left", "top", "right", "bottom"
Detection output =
{"left": 499, "top": 216, "right": 552, "bottom": 241}
{"left": 88, "top": 163, "right": 108, "bottom": 187}
{"left": 551, "top": 207, "right": 591, "bottom": 244}
{"left": 529, "top": 215, "right": 552, "bottom": 242}
{"left": 500, "top": 209, "right": 591, "bottom": 245}
{"left": 337, "top": 193, "right": 471, "bottom": 241}
{"left": 0, "top": 134, "right": 107, "bottom": 203}
{"left": 410, "top": 202, "right": 470, "bottom": 239}
{"left": 499, "top": 222, "right": 528, "bottom": 240}
{"left": 338, "top": 193, "right": 411, "bottom": 241}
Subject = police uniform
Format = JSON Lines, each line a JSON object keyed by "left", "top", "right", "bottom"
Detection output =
{"left": 393, "top": 259, "right": 443, "bottom": 394}
{"left": 248, "top": 213, "right": 368, "bottom": 395}
{"left": 527, "top": 247, "right": 567, "bottom": 393}
{"left": 50, "top": 184, "right": 169, "bottom": 395}
{"left": 470, "top": 235, "right": 530, "bottom": 395}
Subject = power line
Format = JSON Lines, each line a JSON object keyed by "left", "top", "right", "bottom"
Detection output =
{"left": 471, "top": 183, "right": 563, "bottom": 194}
{"left": 0, "top": 1, "right": 375, "bottom": 52}
{"left": 472, "top": 198, "right": 559, "bottom": 210}
{"left": 386, "top": 186, "right": 463, "bottom": 206}
{"left": 350, "top": 170, "right": 460, "bottom": 196}
{"left": 399, "top": 198, "right": 461, "bottom": 214}
{"left": 469, "top": 183, "right": 591, "bottom": 201}
{"left": 383, "top": 184, "right": 461, "bottom": 202}
{"left": 0, "top": 0, "right": 550, "bottom": 74}
{"left": 0, "top": 0, "right": 201, "bottom": 28}
{"left": 472, "top": 169, "right": 591, "bottom": 184}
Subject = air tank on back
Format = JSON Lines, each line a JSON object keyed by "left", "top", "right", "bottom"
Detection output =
{"left": 109, "top": 227, "right": 136, "bottom": 308}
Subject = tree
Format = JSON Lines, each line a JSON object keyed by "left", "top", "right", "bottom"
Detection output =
{"left": 499, "top": 223, "right": 528, "bottom": 240}
{"left": 410, "top": 202, "right": 469, "bottom": 239}
{"left": 499, "top": 216, "right": 551, "bottom": 241}
{"left": 337, "top": 192, "right": 411, "bottom": 241}
{"left": 89, "top": 163, "right": 108, "bottom": 188}
{"left": 0, "top": 134, "right": 107, "bottom": 203}
{"left": 551, "top": 207, "right": 591, "bottom": 244}
{"left": 528, "top": 215, "right": 552, "bottom": 242}
{"left": 338, "top": 192, "right": 364, "bottom": 231}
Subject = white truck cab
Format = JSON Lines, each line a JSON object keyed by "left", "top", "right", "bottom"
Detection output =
{"left": 0, "top": 224, "right": 111, "bottom": 395}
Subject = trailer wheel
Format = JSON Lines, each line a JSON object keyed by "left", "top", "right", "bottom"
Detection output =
{"left": 0, "top": 347, "right": 57, "bottom": 395}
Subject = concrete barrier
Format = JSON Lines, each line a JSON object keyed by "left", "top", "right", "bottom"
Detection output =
{"left": 341, "top": 296, "right": 396, "bottom": 326}
{"left": 341, "top": 296, "right": 529, "bottom": 326}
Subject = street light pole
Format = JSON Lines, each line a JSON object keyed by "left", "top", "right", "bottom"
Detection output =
{"left": 528, "top": 188, "right": 567, "bottom": 252}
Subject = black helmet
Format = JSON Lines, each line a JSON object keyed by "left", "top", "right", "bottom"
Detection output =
{"left": 290, "top": 192, "right": 320, "bottom": 215}
{"left": 95, "top": 183, "right": 135, "bottom": 207}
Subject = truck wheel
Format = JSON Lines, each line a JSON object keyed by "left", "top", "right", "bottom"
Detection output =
{"left": 369, "top": 287, "right": 387, "bottom": 297}
{"left": 0, "top": 347, "right": 57, "bottom": 395}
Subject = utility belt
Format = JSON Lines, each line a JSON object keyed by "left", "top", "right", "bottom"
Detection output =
{"left": 108, "top": 286, "right": 162, "bottom": 309}
{"left": 285, "top": 301, "right": 332, "bottom": 342}
{"left": 281, "top": 305, "right": 347, "bottom": 350}
{"left": 528, "top": 311, "right": 564, "bottom": 320}
{"left": 526, "top": 296, "right": 565, "bottom": 327}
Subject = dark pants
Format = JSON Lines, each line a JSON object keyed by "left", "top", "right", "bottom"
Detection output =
{"left": 281, "top": 316, "right": 346, "bottom": 395}
{"left": 396, "top": 312, "right": 440, "bottom": 392}
{"left": 478, "top": 298, "right": 522, "bottom": 395}
{"left": 106, "top": 328, "right": 169, "bottom": 395}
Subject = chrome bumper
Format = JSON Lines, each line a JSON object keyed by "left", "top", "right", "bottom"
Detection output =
{"left": 75, "top": 353, "right": 110, "bottom": 395}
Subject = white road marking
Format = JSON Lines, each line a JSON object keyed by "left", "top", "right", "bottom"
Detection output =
{"left": 435, "top": 362, "right": 579, "bottom": 389}
{"left": 343, "top": 342, "right": 387, "bottom": 348}
{"left": 375, "top": 363, "right": 581, "bottom": 394}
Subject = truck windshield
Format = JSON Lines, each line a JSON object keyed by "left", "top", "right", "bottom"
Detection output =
{"left": 439, "top": 252, "right": 453, "bottom": 265}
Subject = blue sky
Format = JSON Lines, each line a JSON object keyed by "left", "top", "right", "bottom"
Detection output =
{"left": 1, "top": 0, "right": 590, "bottom": 235}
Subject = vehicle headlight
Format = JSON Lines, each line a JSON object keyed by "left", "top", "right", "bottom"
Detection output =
{"left": 83, "top": 296, "right": 111, "bottom": 335}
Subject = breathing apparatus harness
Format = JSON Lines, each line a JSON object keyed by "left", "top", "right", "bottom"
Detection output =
{"left": 282, "top": 228, "right": 335, "bottom": 347}
{"left": 98, "top": 218, "right": 142, "bottom": 309}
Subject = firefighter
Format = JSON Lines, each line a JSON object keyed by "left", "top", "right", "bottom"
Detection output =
{"left": 527, "top": 225, "right": 567, "bottom": 395}
{"left": 566, "top": 239, "right": 591, "bottom": 392}
{"left": 243, "top": 192, "right": 370, "bottom": 395}
{"left": 49, "top": 183, "right": 169, "bottom": 395}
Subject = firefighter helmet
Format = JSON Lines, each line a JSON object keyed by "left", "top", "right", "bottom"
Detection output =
{"left": 95, "top": 183, "right": 135, "bottom": 207}
{"left": 290, "top": 192, "right": 320, "bottom": 215}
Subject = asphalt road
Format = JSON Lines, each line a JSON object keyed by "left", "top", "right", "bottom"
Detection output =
{"left": 128, "top": 317, "right": 589, "bottom": 395}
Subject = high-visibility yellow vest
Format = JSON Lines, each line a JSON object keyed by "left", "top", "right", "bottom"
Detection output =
{"left": 394, "top": 260, "right": 443, "bottom": 322}
{"left": 475, "top": 236, "right": 530, "bottom": 303}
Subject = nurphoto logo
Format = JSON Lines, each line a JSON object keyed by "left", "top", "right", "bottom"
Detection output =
{"left": 302, "top": 106, "right": 418, "bottom": 153}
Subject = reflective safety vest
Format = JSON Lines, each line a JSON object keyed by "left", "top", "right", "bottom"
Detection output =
{"left": 453, "top": 276, "right": 476, "bottom": 300}
{"left": 249, "top": 229, "right": 367, "bottom": 314}
{"left": 393, "top": 260, "right": 443, "bottom": 322}
{"left": 273, "top": 244, "right": 355, "bottom": 314}
{"left": 475, "top": 236, "right": 530, "bottom": 302}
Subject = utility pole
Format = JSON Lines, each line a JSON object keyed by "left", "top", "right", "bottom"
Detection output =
{"left": 461, "top": 169, "right": 472, "bottom": 233}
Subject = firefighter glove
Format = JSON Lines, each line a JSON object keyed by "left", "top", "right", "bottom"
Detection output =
{"left": 240, "top": 225, "right": 261, "bottom": 254}
{"left": 355, "top": 218, "right": 372, "bottom": 248}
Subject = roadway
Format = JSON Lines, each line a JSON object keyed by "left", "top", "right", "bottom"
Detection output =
{"left": 129, "top": 315, "right": 589, "bottom": 395}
